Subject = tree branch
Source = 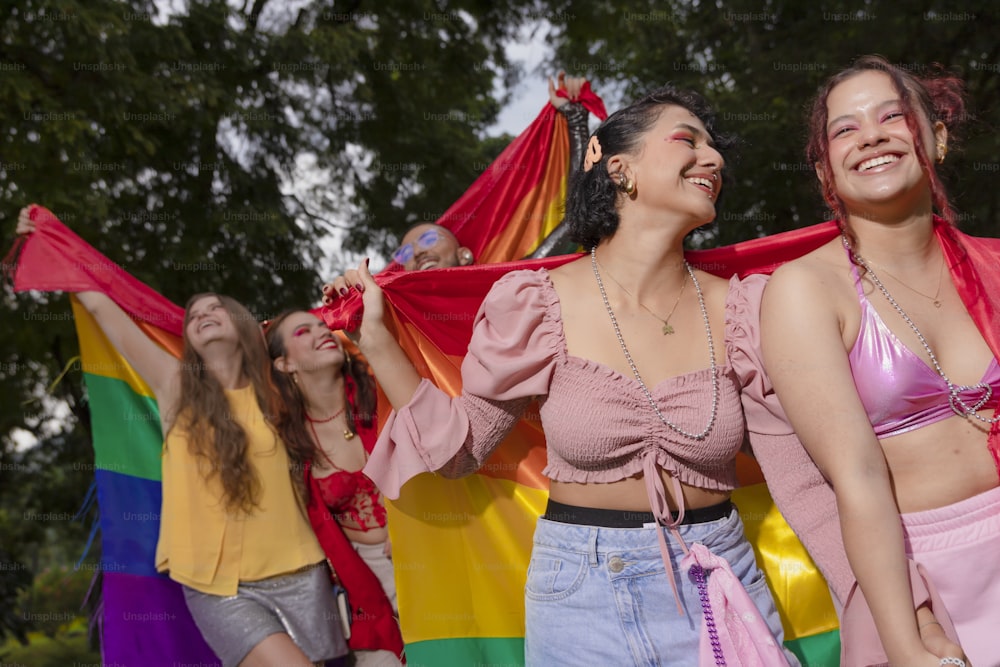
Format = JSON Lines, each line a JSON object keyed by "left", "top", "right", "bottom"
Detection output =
{"left": 287, "top": 192, "right": 352, "bottom": 231}
{"left": 247, "top": 0, "right": 269, "bottom": 31}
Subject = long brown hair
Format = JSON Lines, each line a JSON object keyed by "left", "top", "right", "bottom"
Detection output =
{"left": 169, "top": 293, "right": 274, "bottom": 514}
{"left": 264, "top": 310, "right": 377, "bottom": 496}
{"left": 805, "top": 54, "right": 966, "bottom": 229}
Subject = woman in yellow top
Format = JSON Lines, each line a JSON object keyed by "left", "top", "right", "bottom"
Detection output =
{"left": 17, "top": 209, "right": 347, "bottom": 667}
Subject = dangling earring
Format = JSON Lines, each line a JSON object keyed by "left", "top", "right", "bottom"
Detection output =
{"left": 936, "top": 142, "right": 948, "bottom": 164}
{"left": 341, "top": 351, "right": 357, "bottom": 441}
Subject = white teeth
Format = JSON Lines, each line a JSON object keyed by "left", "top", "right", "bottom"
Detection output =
{"left": 857, "top": 154, "right": 900, "bottom": 172}
{"left": 687, "top": 177, "right": 713, "bottom": 190}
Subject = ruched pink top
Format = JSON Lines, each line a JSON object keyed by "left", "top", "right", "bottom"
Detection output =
{"left": 365, "top": 269, "right": 746, "bottom": 510}
{"left": 846, "top": 259, "right": 1000, "bottom": 438}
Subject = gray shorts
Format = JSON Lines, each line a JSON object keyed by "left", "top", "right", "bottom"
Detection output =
{"left": 183, "top": 561, "right": 348, "bottom": 667}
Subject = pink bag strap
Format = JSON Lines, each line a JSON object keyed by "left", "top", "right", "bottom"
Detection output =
{"left": 682, "top": 543, "right": 792, "bottom": 667}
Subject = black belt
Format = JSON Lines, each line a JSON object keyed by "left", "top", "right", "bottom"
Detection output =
{"left": 543, "top": 498, "right": 734, "bottom": 528}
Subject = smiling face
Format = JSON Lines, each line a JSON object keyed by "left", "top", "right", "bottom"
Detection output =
{"left": 394, "top": 224, "right": 472, "bottom": 271}
{"left": 184, "top": 295, "right": 238, "bottom": 351}
{"left": 272, "top": 311, "right": 344, "bottom": 376}
{"left": 822, "top": 70, "right": 945, "bottom": 219}
{"left": 616, "top": 104, "right": 724, "bottom": 227}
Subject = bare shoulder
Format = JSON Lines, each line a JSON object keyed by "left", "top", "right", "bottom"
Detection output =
{"left": 692, "top": 268, "right": 729, "bottom": 294}
{"left": 767, "top": 239, "right": 848, "bottom": 304}
{"left": 546, "top": 255, "right": 591, "bottom": 295}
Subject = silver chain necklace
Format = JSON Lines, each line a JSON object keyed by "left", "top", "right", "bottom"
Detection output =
{"left": 843, "top": 235, "right": 1000, "bottom": 425}
{"left": 591, "top": 248, "right": 719, "bottom": 440}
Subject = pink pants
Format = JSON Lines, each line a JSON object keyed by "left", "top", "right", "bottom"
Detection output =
{"left": 901, "top": 484, "right": 1000, "bottom": 667}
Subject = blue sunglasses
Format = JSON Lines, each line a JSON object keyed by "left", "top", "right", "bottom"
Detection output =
{"left": 393, "top": 228, "right": 443, "bottom": 264}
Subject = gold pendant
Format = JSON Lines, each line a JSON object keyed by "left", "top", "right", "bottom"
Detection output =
{"left": 344, "top": 430, "right": 356, "bottom": 440}
{"left": 933, "top": 300, "right": 942, "bottom": 308}
{"left": 662, "top": 323, "right": 675, "bottom": 335}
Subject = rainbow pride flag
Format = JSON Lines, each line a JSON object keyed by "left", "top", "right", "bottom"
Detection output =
{"left": 401, "top": 85, "right": 607, "bottom": 267}
{"left": 12, "top": 206, "right": 218, "bottom": 665}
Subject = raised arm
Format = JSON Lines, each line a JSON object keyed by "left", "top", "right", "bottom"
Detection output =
{"left": 345, "top": 259, "right": 422, "bottom": 409}
{"left": 551, "top": 72, "right": 590, "bottom": 177}
{"left": 75, "top": 291, "right": 181, "bottom": 402}
{"left": 337, "top": 263, "right": 555, "bottom": 497}
{"left": 530, "top": 73, "right": 591, "bottom": 259}
{"left": 16, "top": 207, "right": 181, "bottom": 411}
{"left": 760, "top": 263, "right": 946, "bottom": 667}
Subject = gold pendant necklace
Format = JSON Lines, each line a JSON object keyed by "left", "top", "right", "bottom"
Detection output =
{"left": 592, "top": 255, "right": 688, "bottom": 335}
{"left": 865, "top": 253, "right": 946, "bottom": 308}
{"left": 591, "top": 248, "right": 719, "bottom": 439}
{"left": 305, "top": 408, "right": 356, "bottom": 440}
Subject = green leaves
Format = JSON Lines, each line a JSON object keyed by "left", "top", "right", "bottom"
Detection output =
{"left": 550, "top": 0, "right": 1000, "bottom": 244}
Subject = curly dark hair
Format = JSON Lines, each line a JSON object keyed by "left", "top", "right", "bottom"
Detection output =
{"left": 565, "top": 85, "right": 736, "bottom": 250}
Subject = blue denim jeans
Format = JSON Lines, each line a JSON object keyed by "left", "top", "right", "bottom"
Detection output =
{"left": 523, "top": 509, "right": 798, "bottom": 666}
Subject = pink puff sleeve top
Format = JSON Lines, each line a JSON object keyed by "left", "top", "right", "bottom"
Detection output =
{"left": 725, "top": 274, "right": 853, "bottom": 606}
{"left": 365, "top": 269, "right": 746, "bottom": 502}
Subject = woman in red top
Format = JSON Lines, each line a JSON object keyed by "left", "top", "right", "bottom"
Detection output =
{"left": 266, "top": 310, "right": 404, "bottom": 666}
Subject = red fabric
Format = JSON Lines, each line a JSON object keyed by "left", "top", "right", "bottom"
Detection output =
{"left": 939, "top": 223, "right": 1000, "bottom": 469}
{"left": 305, "top": 388, "right": 404, "bottom": 659}
{"left": 382, "top": 88, "right": 607, "bottom": 268}
{"left": 439, "top": 108, "right": 559, "bottom": 260}
{"left": 555, "top": 80, "right": 609, "bottom": 121}
{"left": 10, "top": 205, "right": 184, "bottom": 335}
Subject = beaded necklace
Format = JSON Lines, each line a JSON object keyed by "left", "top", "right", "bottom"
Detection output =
{"left": 590, "top": 248, "right": 719, "bottom": 440}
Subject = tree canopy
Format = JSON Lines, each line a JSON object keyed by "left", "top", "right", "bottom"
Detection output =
{"left": 546, "top": 0, "right": 1000, "bottom": 244}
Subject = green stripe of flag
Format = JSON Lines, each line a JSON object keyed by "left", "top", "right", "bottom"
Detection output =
{"left": 401, "top": 630, "right": 839, "bottom": 666}
{"left": 786, "top": 628, "right": 841, "bottom": 666}
{"left": 84, "top": 371, "right": 163, "bottom": 481}
{"left": 403, "top": 637, "right": 524, "bottom": 667}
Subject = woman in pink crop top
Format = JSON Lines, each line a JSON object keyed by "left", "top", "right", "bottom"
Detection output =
{"left": 761, "top": 56, "right": 1000, "bottom": 667}
{"left": 266, "top": 310, "right": 404, "bottom": 666}
{"left": 330, "top": 87, "right": 797, "bottom": 665}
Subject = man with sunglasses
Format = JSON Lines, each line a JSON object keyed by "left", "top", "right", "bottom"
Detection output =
{"left": 392, "top": 223, "right": 474, "bottom": 271}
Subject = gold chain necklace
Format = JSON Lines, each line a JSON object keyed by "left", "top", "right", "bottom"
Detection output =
{"left": 864, "top": 253, "right": 945, "bottom": 308}
{"left": 305, "top": 407, "right": 356, "bottom": 440}
{"left": 592, "top": 256, "right": 688, "bottom": 335}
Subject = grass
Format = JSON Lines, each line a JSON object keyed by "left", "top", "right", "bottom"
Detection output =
{"left": 0, "top": 622, "right": 100, "bottom": 667}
